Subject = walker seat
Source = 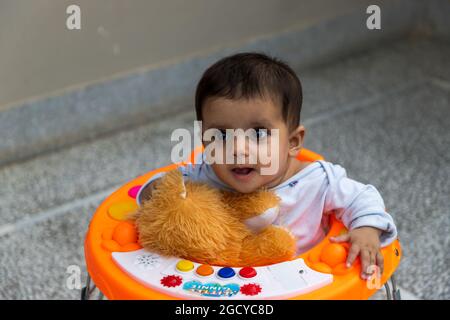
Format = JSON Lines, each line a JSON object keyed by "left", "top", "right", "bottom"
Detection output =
{"left": 83, "top": 148, "right": 402, "bottom": 300}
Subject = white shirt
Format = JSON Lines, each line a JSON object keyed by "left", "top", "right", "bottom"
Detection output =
{"left": 136, "top": 156, "right": 398, "bottom": 255}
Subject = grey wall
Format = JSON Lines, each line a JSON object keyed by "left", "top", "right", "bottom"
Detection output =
{"left": 0, "top": 0, "right": 376, "bottom": 110}
{"left": 2, "top": 0, "right": 444, "bottom": 167}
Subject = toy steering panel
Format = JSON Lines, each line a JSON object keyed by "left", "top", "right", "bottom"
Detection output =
{"left": 110, "top": 249, "right": 334, "bottom": 299}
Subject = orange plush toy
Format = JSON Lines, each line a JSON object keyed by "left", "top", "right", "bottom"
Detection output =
{"left": 133, "top": 170, "right": 296, "bottom": 267}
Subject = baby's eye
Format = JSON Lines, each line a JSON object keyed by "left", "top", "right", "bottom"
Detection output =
{"left": 216, "top": 129, "right": 228, "bottom": 140}
{"left": 213, "top": 128, "right": 269, "bottom": 141}
{"left": 253, "top": 128, "right": 269, "bottom": 141}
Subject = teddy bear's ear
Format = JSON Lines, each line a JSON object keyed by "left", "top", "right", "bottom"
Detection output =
{"left": 155, "top": 170, "right": 187, "bottom": 200}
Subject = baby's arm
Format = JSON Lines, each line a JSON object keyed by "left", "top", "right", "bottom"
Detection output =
{"left": 321, "top": 162, "right": 397, "bottom": 279}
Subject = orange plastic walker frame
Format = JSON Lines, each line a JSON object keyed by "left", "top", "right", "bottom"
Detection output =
{"left": 84, "top": 148, "right": 401, "bottom": 300}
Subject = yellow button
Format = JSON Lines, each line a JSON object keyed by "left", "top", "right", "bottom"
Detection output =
{"left": 196, "top": 264, "right": 214, "bottom": 276}
{"left": 176, "top": 260, "right": 194, "bottom": 272}
{"left": 108, "top": 201, "right": 138, "bottom": 221}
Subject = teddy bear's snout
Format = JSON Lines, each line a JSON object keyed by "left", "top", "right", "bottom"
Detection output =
{"left": 244, "top": 206, "right": 280, "bottom": 233}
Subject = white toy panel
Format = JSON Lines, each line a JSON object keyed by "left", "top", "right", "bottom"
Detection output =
{"left": 112, "top": 249, "right": 333, "bottom": 299}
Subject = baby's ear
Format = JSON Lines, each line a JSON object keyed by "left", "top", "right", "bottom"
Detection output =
{"left": 288, "top": 125, "right": 305, "bottom": 157}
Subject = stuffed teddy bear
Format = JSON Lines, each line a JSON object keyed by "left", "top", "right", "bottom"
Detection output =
{"left": 133, "top": 169, "right": 297, "bottom": 267}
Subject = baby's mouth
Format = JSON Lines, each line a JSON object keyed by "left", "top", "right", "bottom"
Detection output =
{"left": 231, "top": 167, "right": 257, "bottom": 180}
{"left": 232, "top": 167, "right": 254, "bottom": 175}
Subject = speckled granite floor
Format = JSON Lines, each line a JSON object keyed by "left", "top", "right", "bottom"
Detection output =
{"left": 0, "top": 37, "right": 448, "bottom": 300}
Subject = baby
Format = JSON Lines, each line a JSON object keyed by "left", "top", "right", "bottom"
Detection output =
{"left": 137, "top": 52, "right": 397, "bottom": 280}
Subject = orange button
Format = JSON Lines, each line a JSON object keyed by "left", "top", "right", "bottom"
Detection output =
{"left": 320, "top": 243, "right": 347, "bottom": 267}
{"left": 112, "top": 221, "right": 138, "bottom": 246}
{"left": 196, "top": 264, "right": 214, "bottom": 276}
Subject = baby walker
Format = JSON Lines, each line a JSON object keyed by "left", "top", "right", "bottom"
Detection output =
{"left": 82, "top": 148, "right": 402, "bottom": 300}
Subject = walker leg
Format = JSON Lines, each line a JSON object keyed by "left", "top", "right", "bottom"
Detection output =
{"left": 81, "top": 273, "right": 102, "bottom": 300}
{"left": 384, "top": 281, "right": 393, "bottom": 300}
{"left": 81, "top": 274, "right": 91, "bottom": 300}
{"left": 384, "top": 274, "right": 401, "bottom": 300}
{"left": 390, "top": 274, "right": 401, "bottom": 300}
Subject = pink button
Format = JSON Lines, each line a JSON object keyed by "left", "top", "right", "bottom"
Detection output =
{"left": 128, "top": 185, "right": 142, "bottom": 199}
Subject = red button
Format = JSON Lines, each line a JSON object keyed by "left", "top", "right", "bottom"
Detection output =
{"left": 239, "top": 267, "right": 257, "bottom": 278}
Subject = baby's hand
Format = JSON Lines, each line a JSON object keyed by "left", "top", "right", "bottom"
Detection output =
{"left": 330, "top": 226, "right": 383, "bottom": 280}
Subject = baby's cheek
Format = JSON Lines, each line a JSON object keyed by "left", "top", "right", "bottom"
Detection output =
{"left": 211, "top": 163, "right": 228, "bottom": 177}
{"left": 259, "top": 148, "right": 286, "bottom": 176}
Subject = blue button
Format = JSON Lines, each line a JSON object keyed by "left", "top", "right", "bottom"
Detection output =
{"left": 218, "top": 267, "right": 235, "bottom": 279}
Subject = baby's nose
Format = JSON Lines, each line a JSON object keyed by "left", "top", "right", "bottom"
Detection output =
{"left": 232, "top": 135, "right": 250, "bottom": 158}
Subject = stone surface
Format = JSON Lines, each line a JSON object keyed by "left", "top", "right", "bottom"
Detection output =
{"left": 0, "top": 38, "right": 448, "bottom": 299}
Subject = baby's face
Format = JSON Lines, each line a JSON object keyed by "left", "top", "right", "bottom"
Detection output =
{"left": 201, "top": 96, "right": 297, "bottom": 193}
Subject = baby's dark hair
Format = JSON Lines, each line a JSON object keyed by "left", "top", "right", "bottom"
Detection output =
{"left": 195, "top": 52, "right": 303, "bottom": 130}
